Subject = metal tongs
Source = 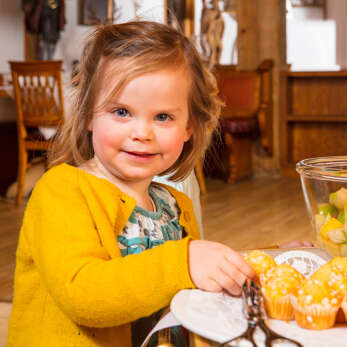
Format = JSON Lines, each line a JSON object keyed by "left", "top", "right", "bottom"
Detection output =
{"left": 221, "top": 280, "right": 303, "bottom": 347}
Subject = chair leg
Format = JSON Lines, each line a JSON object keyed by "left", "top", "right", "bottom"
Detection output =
{"left": 225, "top": 133, "right": 253, "bottom": 184}
{"left": 16, "top": 149, "right": 28, "bottom": 205}
{"left": 195, "top": 161, "right": 207, "bottom": 194}
{"left": 224, "top": 133, "right": 236, "bottom": 183}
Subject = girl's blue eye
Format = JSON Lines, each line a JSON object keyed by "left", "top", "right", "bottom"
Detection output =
{"left": 114, "top": 108, "right": 129, "bottom": 118}
{"left": 155, "top": 113, "right": 171, "bottom": 122}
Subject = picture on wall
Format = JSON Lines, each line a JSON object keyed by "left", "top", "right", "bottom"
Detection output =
{"left": 80, "top": 0, "right": 112, "bottom": 25}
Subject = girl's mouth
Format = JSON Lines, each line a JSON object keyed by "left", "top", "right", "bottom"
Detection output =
{"left": 123, "top": 151, "right": 158, "bottom": 162}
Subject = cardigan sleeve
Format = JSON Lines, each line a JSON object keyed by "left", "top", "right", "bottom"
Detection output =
{"left": 22, "top": 170, "right": 197, "bottom": 328}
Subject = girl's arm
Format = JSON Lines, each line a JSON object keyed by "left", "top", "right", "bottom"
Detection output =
{"left": 23, "top": 175, "right": 195, "bottom": 328}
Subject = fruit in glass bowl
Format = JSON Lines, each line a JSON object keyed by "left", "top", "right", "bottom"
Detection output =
{"left": 296, "top": 157, "right": 347, "bottom": 257}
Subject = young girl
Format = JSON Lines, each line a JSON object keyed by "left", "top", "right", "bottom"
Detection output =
{"left": 7, "top": 21, "right": 255, "bottom": 347}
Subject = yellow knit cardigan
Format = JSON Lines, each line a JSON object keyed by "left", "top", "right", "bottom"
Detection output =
{"left": 7, "top": 164, "right": 200, "bottom": 347}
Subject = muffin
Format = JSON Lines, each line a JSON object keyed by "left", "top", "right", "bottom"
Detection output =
{"left": 328, "top": 256, "right": 347, "bottom": 277}
{"left": 291, "top": 278, "right": 343, "bottom": 330}
{"left": 342, "top": 295, "right": 347, "bottom": 322}
{"left": 311, "top": 261, "right": 347, "bottom": 294}
{"left": 243, "top": 250, "right": 277, "bottom": 283}
{"left": 261, "top": 264, "right": 304, "bottom": 320}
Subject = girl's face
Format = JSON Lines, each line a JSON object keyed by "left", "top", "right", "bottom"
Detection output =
{"left": 88, "top": 64, "right": 192, "bottom": 186}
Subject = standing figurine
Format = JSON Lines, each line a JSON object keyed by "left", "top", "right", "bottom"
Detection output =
{"left": 200, "top": 0, "right": 224, "bottom": 69}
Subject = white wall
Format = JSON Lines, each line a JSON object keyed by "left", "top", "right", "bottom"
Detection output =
{"left": 0, "top": 0, "right": 23, "bottom": 72}
{"left": 54, "top": 0, "right": 93, "bottom": 78}
{"left": 286, "top": 0, "right": 347, "bottom": 70}
{"left": 0, "top": 0, "right": 23, "bottom": 121}
{"left": 287, "top": 19, "right": 338, "bottom": 70}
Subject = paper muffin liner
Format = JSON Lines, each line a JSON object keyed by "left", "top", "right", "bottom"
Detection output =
{"left": 336, "top": 307, "right": 346, "bottom": 324}
{"left": 263, "top": 293, "right": 294, "bottom": 321}
{"left": 290, "top": 295, "right": 340, "bottom": 330}
{"left": 342, "top": 299, "right": 347, "bottom": 322}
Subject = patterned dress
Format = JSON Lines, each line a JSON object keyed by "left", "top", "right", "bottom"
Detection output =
{"left": 117, "top": 183, "right": 187, "bottom": 347}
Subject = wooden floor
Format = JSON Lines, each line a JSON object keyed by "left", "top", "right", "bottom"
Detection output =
{"left": 0, "top": 176, "right": 314, "bottom": 301}
{"left": 0, "top": 197, "right": 25, "bottom": 302}
{"left": 201, "top": 176, "right": 314, "bottom": 250}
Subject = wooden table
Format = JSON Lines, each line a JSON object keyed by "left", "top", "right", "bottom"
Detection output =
{"left": 0, "top": 85, "right": 13, "bottom": 98}
{"left": 0, "top": 71, "right": 13, "bottom": 98}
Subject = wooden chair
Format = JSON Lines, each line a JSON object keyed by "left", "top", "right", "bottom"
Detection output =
{"left": 9, "top": 60, "right": 65, "bottom": 204}
{"left": 213, "top": 60, "right": 274, "bottom": 183}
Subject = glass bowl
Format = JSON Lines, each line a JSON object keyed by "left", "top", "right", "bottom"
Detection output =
{"left": 296, "top": 156, "right": 347, "bottom": 257}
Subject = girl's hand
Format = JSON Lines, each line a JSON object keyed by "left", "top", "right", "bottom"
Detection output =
{"left": 188, "top": 240, "right": 256, "bottom": 296}
{"left": 278, "top": 240, "right": 314, "bottom": 248}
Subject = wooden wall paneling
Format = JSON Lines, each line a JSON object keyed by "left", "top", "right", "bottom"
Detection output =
{"left": 281, "top": 71, "right": 347, "bottom": 176}
{"left": 237, "top": 0, "right": 259, "bottom": 70}
{"left": 291, "top": 122, "right": 347, "bottom": 161}
{"left": 280, "top": 72, "right": 289, "bottom": 173}
{"left": 290, "top": 77, "right": 347, "bottom": 117}
{"left": 237, "top": 0, "right": 287, "bottom": 175}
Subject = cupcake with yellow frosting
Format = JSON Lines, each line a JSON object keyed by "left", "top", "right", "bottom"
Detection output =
{"left": 342, "top": 295, "right": 347, "bottom": 322}
{"left": 243, "top": 250, "right": 277, "bottom": 284}
{"left": 311, "top": 262, "right": 347, "bottom": 294}
{"left": 328, "top": 256, "right": 347, "bottom": 277}
{"left": 261, "top": 264, "right": 304, "bottom": 320}
{"left": 291, "top": 278, "right": 343, "bottom": 330}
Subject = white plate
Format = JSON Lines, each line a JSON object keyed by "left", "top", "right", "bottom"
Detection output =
{"left": 274, "top": 250, "right": 327, "bottom": 277}
{"left": 170, "top": 289, "right": 347, "bottom": 347}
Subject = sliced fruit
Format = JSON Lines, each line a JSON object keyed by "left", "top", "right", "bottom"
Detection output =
{"left": 337, "top": 210, "right": 346, "bottom": 224}
{"left": 340, "top": 243, "right": 347, "bottom": 257}
{"left": 330, "top": 188, "right": 347, "bottom": 210}
{"left": 329, "top": 191, "right": 337, "bottom": 205}
{"left": 344, "top": 198, "right": 347, "bottom": 224}
{"left": 327, "top": 228, "right": 346, "bottom": 244}
{"left": 320, "top": 217, "right": 344, "bottom": 240}
{"left": 317, "top": 235, "right": 341, "bottom": 256}
{"left": 318, "top": 203, "right": 338, "bottom": 217}
{"left": 314, "top": 214, "right": 326, "bottom": 234}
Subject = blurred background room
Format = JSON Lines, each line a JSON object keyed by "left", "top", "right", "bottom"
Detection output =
{"left": 1, "top": 0, "right": 347, "bottom": 345}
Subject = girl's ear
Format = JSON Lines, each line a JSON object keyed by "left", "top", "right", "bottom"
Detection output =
{"left": 184, "top": 122, "right": 193, "bottom": 142}
{"left": 88, "top": 119, "right": 93, "bottom": 131}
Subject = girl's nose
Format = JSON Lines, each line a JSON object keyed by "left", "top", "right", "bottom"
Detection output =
{"left": 130, "top": 119, "right": 153, "bottom": 141}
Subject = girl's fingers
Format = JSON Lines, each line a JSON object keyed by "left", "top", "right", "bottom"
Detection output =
{"left": 279, "top": 240, "right": 313, "bottom": 248}
{"left": 213, "top": 268, "right": 242, "bottom": 296}
{"left": 204, "top": 279, "right": 223, "bottom": 293}
{"left": 302, "top": 241, "right": 314, "bottom": 247}
{"left": 225, "top": 250, "right": 256, "bottom": 279}
{"left": 220, "top": 261, "right": 247, "bottom": 288}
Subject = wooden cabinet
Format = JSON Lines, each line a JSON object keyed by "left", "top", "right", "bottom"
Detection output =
{"left": 280, "top": 71, "right": 347, "bottom": 176}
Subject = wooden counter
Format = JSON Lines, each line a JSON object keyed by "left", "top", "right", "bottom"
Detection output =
{"left": 280, "top": 70, "right": 347, "bottom": 176}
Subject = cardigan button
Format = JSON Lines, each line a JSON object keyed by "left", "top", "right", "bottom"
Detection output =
{"left": 183, "top": 211, "right": 190, "bottom": 222}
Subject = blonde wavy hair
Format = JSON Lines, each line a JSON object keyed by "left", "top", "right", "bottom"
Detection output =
{"left": 49, "top": 21, "right": 222, "bottom": 181}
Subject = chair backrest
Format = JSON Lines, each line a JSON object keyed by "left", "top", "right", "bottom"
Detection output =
{"left": 9, "top": 61, "right": 65, "bottom": 138}
{"left": 213, "top": 60, "right": 274, "bottom": 156}
{"left": 214, "top": 65, "right": 261, "bottom": 118}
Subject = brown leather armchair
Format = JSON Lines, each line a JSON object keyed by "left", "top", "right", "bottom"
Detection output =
{"left": 212, "top": 60, "right": 274, "bottom": 183}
